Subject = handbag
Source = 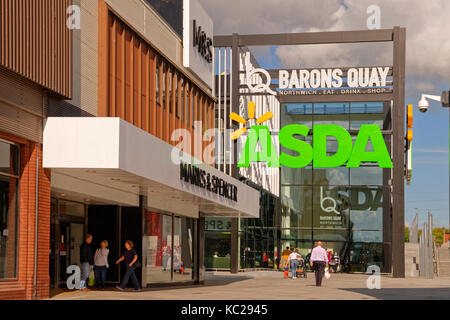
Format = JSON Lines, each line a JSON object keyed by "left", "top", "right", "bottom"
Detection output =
{"left": 324, "top": 267, "right": 331, "bottom": 280}
{"left": 88, "top": 270, "right": 95, "bottom": 286}
{"left": 134, "top": 259, "right": 142, "bottom": 268}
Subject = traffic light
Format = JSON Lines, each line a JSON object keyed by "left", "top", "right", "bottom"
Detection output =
{"left": 407, "top": 104, "right": 413, "bottom": 141}
{"left": 406, "top": 104, "right": 413, "bottom": 184}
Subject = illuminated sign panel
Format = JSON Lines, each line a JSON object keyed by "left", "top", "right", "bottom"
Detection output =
{"left": 236, "top": 125, "right": 392, "bottom": 169}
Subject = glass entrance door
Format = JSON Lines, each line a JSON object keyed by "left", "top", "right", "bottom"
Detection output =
{"left": 57, "top": 221, "right": 84, "bottom": 286}
{"left": 50, "top": 198, "right": 86, "bottom": 289}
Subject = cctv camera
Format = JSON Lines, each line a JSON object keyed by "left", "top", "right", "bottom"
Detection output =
{"left": 417, "top": 97, "right": 429, "bottom": 113}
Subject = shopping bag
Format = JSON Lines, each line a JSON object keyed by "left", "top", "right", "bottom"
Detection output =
{"left": 88, "top": 270, "right": 95, "bottom": 286}
{"left": 324, "top": 267, "right": 331, "bottom": 280}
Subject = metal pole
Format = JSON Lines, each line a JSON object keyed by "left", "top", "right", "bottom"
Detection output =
{"left": 428, "top": 213, "right": 433, "bottom": 278}
{"left": 392, "top": 26, "right": 406, "bottom": 278}
{"left": 230, "top": 33, "right": 240, "bottom": 274}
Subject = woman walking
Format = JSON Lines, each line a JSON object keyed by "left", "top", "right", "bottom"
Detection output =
{"left": 288, "top": 248, "right": 301, "bottom": 279}
{"left": 94, "top": 240, "right": 109, "bottom": 289}
{"left": 115, "top": 240, "right": 141, "bottom": 292}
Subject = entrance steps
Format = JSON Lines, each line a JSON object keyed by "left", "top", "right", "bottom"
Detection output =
{"left": 437, "top": 246, "right": 450, "bottom": 277}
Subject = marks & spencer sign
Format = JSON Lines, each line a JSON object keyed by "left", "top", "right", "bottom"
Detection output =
{"left": 180, "top": 163, "right": 238, "bottom": 202}
{"left": 183, "top": 0, "right": 214, "bottom": 89}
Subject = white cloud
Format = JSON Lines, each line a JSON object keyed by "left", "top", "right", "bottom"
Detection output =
{"left": 201, "top": 0, "right": 450, "bottom": 92}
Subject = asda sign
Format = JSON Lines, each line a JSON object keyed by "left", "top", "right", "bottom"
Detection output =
{"left": 237, "top": 124, "right": 392, "bottom": 168}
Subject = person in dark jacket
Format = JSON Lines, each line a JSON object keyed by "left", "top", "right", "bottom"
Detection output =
{"left": 79, "top": 234, "right": 94, "bottom": 290}
{"left": 116, "top": 240, "right": 141, "bottom": 292}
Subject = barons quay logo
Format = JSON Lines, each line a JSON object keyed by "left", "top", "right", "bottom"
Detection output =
{"left": 231, "top": 103, "right": 393, "bottom": 169}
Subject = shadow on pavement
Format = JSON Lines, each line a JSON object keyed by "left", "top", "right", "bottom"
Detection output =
{"left": 51, "top": 273, "right": 255, "bottom": 297}
{"left": 340, "top": 287, "right": 450, "bottom": 300}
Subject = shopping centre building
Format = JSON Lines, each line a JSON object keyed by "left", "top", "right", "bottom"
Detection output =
{"left": 212, "top": 29, "right": 406, "bottom": 277}
{"left": 0, "top": 0, "right": 259, "bottom": 299}
{"left": 0, "top": 0, "right": 406, "bottom": 300}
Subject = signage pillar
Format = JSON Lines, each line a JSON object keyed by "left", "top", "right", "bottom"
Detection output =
{"left": 230, "top": 33, "right": 240, "bottom": 274}
{"left": 392, "top": 26, "right": 406, "bottom": 278}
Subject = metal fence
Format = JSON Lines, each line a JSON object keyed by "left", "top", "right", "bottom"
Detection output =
{"left": 419, "top": 213, "right": 434, "bottom": 278}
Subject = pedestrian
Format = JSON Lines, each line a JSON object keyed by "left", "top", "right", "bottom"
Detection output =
{"left": 280, "top": 246, "right": 291, "bottom": 270}
{"left": 288, "top": 248, "right": 301, "bottom": 280}
{"left": 94, "top": 240, "right": 109, "bottom": 289}
{"left": 283, "top": 260, "right": 289, "bottom": 279}
{"left": 79, "top": 234, "right": 94, "bottom": 290}
{"left": 310, "top": 241, "right": 329, "bottom": 286}
{"left": 329, "top": 251, "right": 340, "bottom": 273}
{"left": 116, "top": 240, "right": 141, "bottom": 292}
{"left": 263, "top": 252, "right": 269, "bottom": 268}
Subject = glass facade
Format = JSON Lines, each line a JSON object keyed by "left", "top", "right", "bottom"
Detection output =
{"left": 240, "top": 184, "right": 279, "bottom": 269}
{"left": 145, "top": 0, "right": 182, "bottom": 37}
{"left": 205, "top": 185, "right": 280, "bottom": 270}
{"left": 280, "top": 101, "right": 389, "bottom": 272}
{"left": 205, "top": 218, "right": 231, "bottom": 270}
{"left": 0, "top": 140, "right": 19, "bottom": 280}
{"left": 143, "top": 211, "right": 195, "bottom": 285}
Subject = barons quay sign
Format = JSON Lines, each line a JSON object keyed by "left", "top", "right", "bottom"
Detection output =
{"left": 279, "top": 67, "right": 391, "bottom": 90}
{"left": 237, "top": 124, "right": 393, "bottom": 168}
{"left": 180, "top": 163, "right": 238, "bottom": 201}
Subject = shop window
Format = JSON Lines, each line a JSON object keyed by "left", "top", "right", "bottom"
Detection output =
{"left": 143, "top": 212, "right": 194, "bottom": 285}
{"left": 143, "top": 212, "right": 172, "bottom": 284}
{"left": 280, "top": 186, "right": 313, "bottom": 228}
{"left": 346, "top": 243, "right": 383, "bottom": 272}
{"left": 350, "top": 167, "right": 383, "bottom": 185}
{"left": 312, "top": 185, "right": 350, "bottom": 229}
{"left": 312, "top": 166, "right": 349, "bottom": 186}
{"left": 350, "top": 102, "right": 383, "bottom": 114}
{"left": 205, "top": 218, "right": 231, "bottom": 270}
{"left": 312, "top": 229, "right": 351, "bottom": 242}
{"left": 349, "top": 186, "right": 383, "bottom": 230}
{"left": 0, "top": 140, "right": 19, "bottom": 280}
{"left": 279, "top": 228, "right": 313, "bottom": 241}
{"left": 173, "top": 216, "right": 194, "bottom": 281}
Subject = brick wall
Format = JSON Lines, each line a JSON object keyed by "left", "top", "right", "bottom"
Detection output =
{"left": 0, "top": 131, "right": 51, "bottom": 300}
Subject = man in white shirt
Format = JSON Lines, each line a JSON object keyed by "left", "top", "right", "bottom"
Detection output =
{"left": 309, "top": 241, "right": 328, "bottom": 286}
{"left": 288, "top": 249, "right": 301, "bottom": 279}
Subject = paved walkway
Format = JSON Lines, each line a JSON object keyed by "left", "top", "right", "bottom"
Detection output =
{"left": 51, "top": 271, "right": 450, "bottom": 300}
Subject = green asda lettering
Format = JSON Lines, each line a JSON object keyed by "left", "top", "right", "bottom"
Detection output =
{"left": 237, "top": 124, "right": 393, "bottom": 168}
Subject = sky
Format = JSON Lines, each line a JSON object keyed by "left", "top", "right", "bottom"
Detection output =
{"left": 199, "top": 0, "right": 450, "bottom": 228}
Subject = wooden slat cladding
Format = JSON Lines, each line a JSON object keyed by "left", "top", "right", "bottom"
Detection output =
{"left": 101, "top": 11, "right": 215, "bottom": 163}
{"left": 0, "top": 0, "right": 72, "bottom": 98}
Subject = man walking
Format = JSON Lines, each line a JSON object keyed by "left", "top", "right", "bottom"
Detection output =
{"left": 80, "top": 234, "right": 94, "bottom": 290}
{"left": 310, "top": 241, "right": 328, "bottom": 286}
